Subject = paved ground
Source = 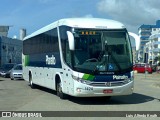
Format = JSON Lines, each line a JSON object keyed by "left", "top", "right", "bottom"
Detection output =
{"left": 0, "top": 73, "right": 160, "bottom": 119}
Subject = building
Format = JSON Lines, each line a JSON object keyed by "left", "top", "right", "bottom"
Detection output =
{"left": 0, "top": 26, "right": 22, "bottom": 67}
{"left": 0, "top": 26, "right": 9, "bottom": 37}
{"left": 132, "top": 46, "right": 136, "bottom": 63}
{"left": 138, "top": 20, "right": 160, "bottom": 62}
{"left": 144, "top": 33, "right": 160, "bottom": 64}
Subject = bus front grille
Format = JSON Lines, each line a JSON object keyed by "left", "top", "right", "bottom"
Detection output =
{"left": 88, "top": 81, "right": 128, "bottom": 87}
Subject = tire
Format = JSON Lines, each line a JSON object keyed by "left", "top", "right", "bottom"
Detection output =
{"left": 29, "top": 73, "right": 35, "bottom": 89}
{"left": 56, "top": 80, "right": 67, "bottom": 99}
{"left": 11, "top": 77, "right": 14, "bottom": 80}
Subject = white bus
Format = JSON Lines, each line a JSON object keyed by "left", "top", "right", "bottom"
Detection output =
{"left": 22, "top": 18, "right": 134, "bottom": 99}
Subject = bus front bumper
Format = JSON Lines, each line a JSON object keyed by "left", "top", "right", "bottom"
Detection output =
{"left": 73, "top": 81, "right": 134, "bottom": 97}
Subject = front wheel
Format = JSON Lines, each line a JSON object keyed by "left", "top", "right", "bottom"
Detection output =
{"left": 56, "top": 81, "right": 67, "bottom": 99}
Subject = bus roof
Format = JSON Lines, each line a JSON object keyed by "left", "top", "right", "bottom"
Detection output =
{"left": 24, "top": 18, "right": 125, "bottom": 40}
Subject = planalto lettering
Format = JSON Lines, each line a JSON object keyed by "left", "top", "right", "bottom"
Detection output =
{"left": 46, "top": 55, "right": 56, "bottom": 65}
{"left": 113, "top": 75, "right": 128, "bottom": 80}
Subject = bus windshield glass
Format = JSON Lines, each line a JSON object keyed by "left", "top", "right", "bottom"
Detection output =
{"left": 72, "top": 29, "right": 133, "bottom": 74}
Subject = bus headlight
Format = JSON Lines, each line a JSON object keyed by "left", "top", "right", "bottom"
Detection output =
{"left": 72, "top": 75, "right": 92, "bottom": 84}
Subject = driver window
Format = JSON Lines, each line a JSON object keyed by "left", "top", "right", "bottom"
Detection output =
{"left": 89, "top": 38, "right": 101, "bottom": 59}
{"left": 74, "top": 38, "right": 88, "bottom": 65}
{"left": 66, "top": 41, "right": 72, "bottom": 66}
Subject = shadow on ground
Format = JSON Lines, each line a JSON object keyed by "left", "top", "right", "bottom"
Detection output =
{"left": 68, "top": 93, "right": 158, "bottom": 105}
{"left": 32, "top": 85, "right": 159, "bottom": 105}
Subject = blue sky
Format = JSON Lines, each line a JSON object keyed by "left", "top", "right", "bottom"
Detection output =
{"left": 1, "top": 0, "right": 104, "bottom": 38}
{"left": 1, "top": 0, "right": 160, "bottom": 44}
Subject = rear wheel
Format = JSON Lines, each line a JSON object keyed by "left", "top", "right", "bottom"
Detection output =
{"left": 29, "top": 73, "right": 35, "bottom": 89}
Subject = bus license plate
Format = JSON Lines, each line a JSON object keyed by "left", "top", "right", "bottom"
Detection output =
{"left": 103, "top": 89, "right": 113, "bottom": 94}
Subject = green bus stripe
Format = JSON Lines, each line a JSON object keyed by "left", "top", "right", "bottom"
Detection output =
{"left": 82, "top": 74, "right": 95, "bottom": 81}
{"left": 25, "top": 55, "right": 29, "bottom": 66}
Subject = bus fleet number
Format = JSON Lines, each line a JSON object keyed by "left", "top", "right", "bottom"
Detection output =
{"left": 85, "top": 87, "right": 93, "bottom": 91}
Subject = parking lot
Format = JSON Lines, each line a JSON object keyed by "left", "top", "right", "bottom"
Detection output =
{"left": 0, "top": 73, "right": 160, "bottom": 118}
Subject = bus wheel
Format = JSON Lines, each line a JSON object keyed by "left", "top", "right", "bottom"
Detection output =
{"left": 29, "top": 73, "right": 35, "bottom": 89}
{"left": 56, "top": 81, "right": 66, "bottom": 99}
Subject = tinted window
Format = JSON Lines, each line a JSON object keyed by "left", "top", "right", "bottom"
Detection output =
{"left": 23, "top": 28, "right": 59, "bottom": 55}
{"left": 59, "top": 26, "right": 72, "bottom": 67}
{"left": 14, "top": 65, "right": 22, "bottom": 70}
{"left": 1, "top": 64, "right": 15, "bottom": 70}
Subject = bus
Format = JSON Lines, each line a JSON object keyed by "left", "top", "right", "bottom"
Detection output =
{"left": 22, "top": 18, "right": 134, "bottom": 99}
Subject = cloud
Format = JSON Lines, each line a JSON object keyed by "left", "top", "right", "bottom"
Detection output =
{"left": 97, "top": 0, "right": 160, "bottom": 33}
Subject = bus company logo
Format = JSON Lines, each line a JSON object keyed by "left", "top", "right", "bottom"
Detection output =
{"left": 46, "top": 55, "right": 56, "bottom": 65}
{"left": 113, "top": 75, "right": 128, "bottom": 80}
{"left": 105, "top": 82, "right": 111, "bottom": 86}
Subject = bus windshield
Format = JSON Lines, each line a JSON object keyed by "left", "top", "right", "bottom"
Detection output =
{"left": 72, "top": 29, "right": 133, "bottom": 74}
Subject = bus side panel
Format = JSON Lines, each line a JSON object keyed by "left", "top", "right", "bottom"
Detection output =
{"left": 22, "top": 66, "right": 29, "bottom": 82}
{"left": 22, "top": 27, "right": 62, "bottom": 90}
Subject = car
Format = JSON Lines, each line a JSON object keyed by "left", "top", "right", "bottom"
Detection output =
{"left": 133, "top": 63, "right": 152, "bottom": 74}
{"left": 10, "top": 64, "right": 23, "bottom": 80}
{"left": 0, "top": 63, "right": 16, "bottom": 77}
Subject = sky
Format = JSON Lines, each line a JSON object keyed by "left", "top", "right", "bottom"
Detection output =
{"left": 1, "top": 0, "right": 160, "bottom": 45}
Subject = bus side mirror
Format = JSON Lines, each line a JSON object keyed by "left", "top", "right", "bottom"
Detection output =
{"left": 67, "top": 31, "right": 75, "bottom": 50}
